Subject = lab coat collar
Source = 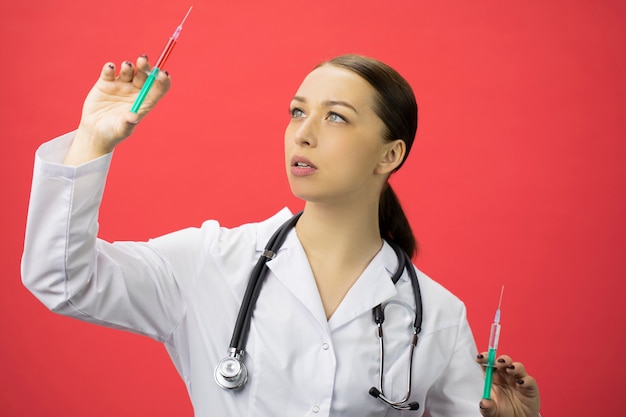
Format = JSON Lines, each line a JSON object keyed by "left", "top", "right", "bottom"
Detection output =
{"left": 254, "top": 207, "right": 294, "bottom": 253}
{"left": 256, "top": 209, "right": 403, "bottom": 332}
{"left": 267, "top": 232, "right": 330, "bottom": 332}
{"left": 328, "top": 241, "right": 402, "bottom": 331}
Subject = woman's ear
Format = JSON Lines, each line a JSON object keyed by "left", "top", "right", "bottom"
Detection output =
{"left": 376, "top": 139, "right": 406, "bottom": 175}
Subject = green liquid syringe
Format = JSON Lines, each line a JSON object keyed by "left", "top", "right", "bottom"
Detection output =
{"left": 482, "top": 286, "right": 504, "bottom": 399}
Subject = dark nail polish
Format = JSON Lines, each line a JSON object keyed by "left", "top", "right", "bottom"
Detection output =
{"left": 124, "top": 61, "right": 132, "bottom": 66}
{"left": 164, "top": 70, "right": 170, "bottom": 76}
{"left": 497, "top": 358, "right": 506, "bottom": 363}
{"left": 476, "top": 354, "right": 484, "bottom": 359}
{"left": 517, "top": 379, "right": 525, "bottom": 385}
{"left": 507, "top": 365, "right": 515, "bottom": 370}
{"left": 141, "top": 54, "right": 148, "bottom": 59}
{"left": 107, "top": 64, "right": 114, "bottom": 69}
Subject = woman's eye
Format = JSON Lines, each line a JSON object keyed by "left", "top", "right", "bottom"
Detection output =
{"left": 290, "top": 108, "right": 305, "bottom": 118}
{"left": 327, "top": 112, "right": 347, "bottom": 123}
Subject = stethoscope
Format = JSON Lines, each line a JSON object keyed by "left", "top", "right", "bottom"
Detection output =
{"left": 214, "top": 212, "right": 423, "bottom": 411}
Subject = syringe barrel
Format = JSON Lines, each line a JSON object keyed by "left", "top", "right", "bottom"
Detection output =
{"left": 488, "top": 322, "right": 501, "bottom": 349}
{"left": 155, "top": 37, "right": 177, "bottom": 69}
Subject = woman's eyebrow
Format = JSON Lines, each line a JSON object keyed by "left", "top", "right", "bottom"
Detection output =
{"left": 291, "top": 96, "right": 359, "bottom": 114}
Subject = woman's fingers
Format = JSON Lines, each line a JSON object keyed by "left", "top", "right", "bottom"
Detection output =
{"left": 505, "top": 361, "right": 528, "bottom": 381}
{"left": 495, "top": 354, "right": 513, "bottom": 369}
{"left": 99, "top": 57, "right": 154, "bottom": 89}
{"left": 101, "top": 62, "right": 116, "bottom": 81}
{"left": 118, "top": 60, "right": 135, "bottom": 82}
{"left": 132, "top": 55, "right": 151, "bottom": 88}
{"left": 479, "top": 398, "right": 497, "bottom": 417}
{"left": 495, "top": 356, "right": 529, "bottom": 387}
{"left": 155, "top": 68, "right": 171, "bottom": 92}
{"left": 69, "top": 55, "right": 173, "bottom": 165}
{"left": 476, "top": 353, "right": 541, "bottom": 416}
{"left": 514, "top": 373, "right": 539, "bottom": 399}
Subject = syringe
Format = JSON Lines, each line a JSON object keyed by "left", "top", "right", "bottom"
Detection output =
{"left": 482, "top": 286, "right": 504, "bottom": 400}
{"left": 130, "top": 6, "right": 193, "bottom": 113}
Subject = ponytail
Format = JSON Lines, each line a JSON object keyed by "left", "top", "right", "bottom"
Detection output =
{"left": 379, "top": 183, "right": 418, "bottom": 259}
{"left": 323, "top": 55, "right": 418, "bottom": 258}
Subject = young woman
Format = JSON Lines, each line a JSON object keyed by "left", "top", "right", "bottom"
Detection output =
{"left": 22, "top": 54, "right": 540, "bottom": 416}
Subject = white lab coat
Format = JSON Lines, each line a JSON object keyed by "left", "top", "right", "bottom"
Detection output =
{"left": 22, "top": 132, "right": 484, "bottom": 417}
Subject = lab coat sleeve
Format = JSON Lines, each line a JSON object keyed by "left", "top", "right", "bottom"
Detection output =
{"left": 423, "top": 303, "right": 484, "bottom": 417}
{"left": 21, "top": 132, "right": 187, "bottom": 342}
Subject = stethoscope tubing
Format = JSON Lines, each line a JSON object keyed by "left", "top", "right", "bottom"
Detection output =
{"left": 229, "top": 212, "right": 303, "bottom": 352}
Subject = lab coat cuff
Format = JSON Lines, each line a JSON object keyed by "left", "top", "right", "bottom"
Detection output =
{"left": 35, "top": 131, "right": 113, "bottom": 179}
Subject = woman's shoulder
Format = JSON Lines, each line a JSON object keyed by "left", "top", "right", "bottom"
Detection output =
{"left": 197, "top": 207, "right": 294, "bottom": 244}
{"left": 412, "top": 267, "right": 469, "bottom": 332}
{"left": 414, "top": 268, "right": 464, "bottom": 305}
{"left": 147, "top": 207, "right": 293, "bottom": 260}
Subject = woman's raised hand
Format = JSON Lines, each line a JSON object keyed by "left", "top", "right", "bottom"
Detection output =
{"left": 475, "top": 354, "right": 540, "bottom": 417}
{"left": 64, "top": 56, "right": 171, "bottom": 165}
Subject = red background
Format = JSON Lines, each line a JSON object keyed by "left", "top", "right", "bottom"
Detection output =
{"left": 2, "top": 0, "right": 625, "bottom": 415}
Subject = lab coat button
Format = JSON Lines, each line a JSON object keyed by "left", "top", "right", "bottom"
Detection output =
{"left": 312, "top": 405, "right": 320, "bottom": 413}
{"left": 321, "top": 342, "right": 330, "bottom": 350}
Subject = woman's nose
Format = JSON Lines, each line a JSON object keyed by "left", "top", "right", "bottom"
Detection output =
{"left": 293, "top": 118, "right": 317, "bottom": 147}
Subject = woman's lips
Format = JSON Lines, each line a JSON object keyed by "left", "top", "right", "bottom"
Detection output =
{"left": 290, "top": 156, "right": 317, "bottom": 176}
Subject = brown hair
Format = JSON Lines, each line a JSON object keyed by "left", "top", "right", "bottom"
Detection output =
{"left": 323, "top": 54, "right": 419, "bottom": 258}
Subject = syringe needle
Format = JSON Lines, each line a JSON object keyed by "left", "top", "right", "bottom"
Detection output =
{"left": 494, "top": 285, "right": 504, "bottom": 323}
{"left": 180, "top": 6, "right": 193, "bottom": 27}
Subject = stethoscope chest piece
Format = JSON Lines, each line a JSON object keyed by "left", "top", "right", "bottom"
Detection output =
{"left": 214, "top": 354, "right": 248, "bottom": 390}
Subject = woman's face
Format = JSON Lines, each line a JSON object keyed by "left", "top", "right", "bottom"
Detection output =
{"left": 284, "top": 64, "right": 398, "bottom": 205}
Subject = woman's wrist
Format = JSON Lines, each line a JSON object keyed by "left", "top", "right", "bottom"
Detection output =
{"left": 63, "top": 129, "right": 113, "bottom": 166}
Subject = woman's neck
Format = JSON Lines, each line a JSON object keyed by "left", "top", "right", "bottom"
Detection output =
{"left": 296, "top": 202, "right": 382, "bottom": 261}
{"left": 295, "top": 202, "right": 384, "bottom": 319}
